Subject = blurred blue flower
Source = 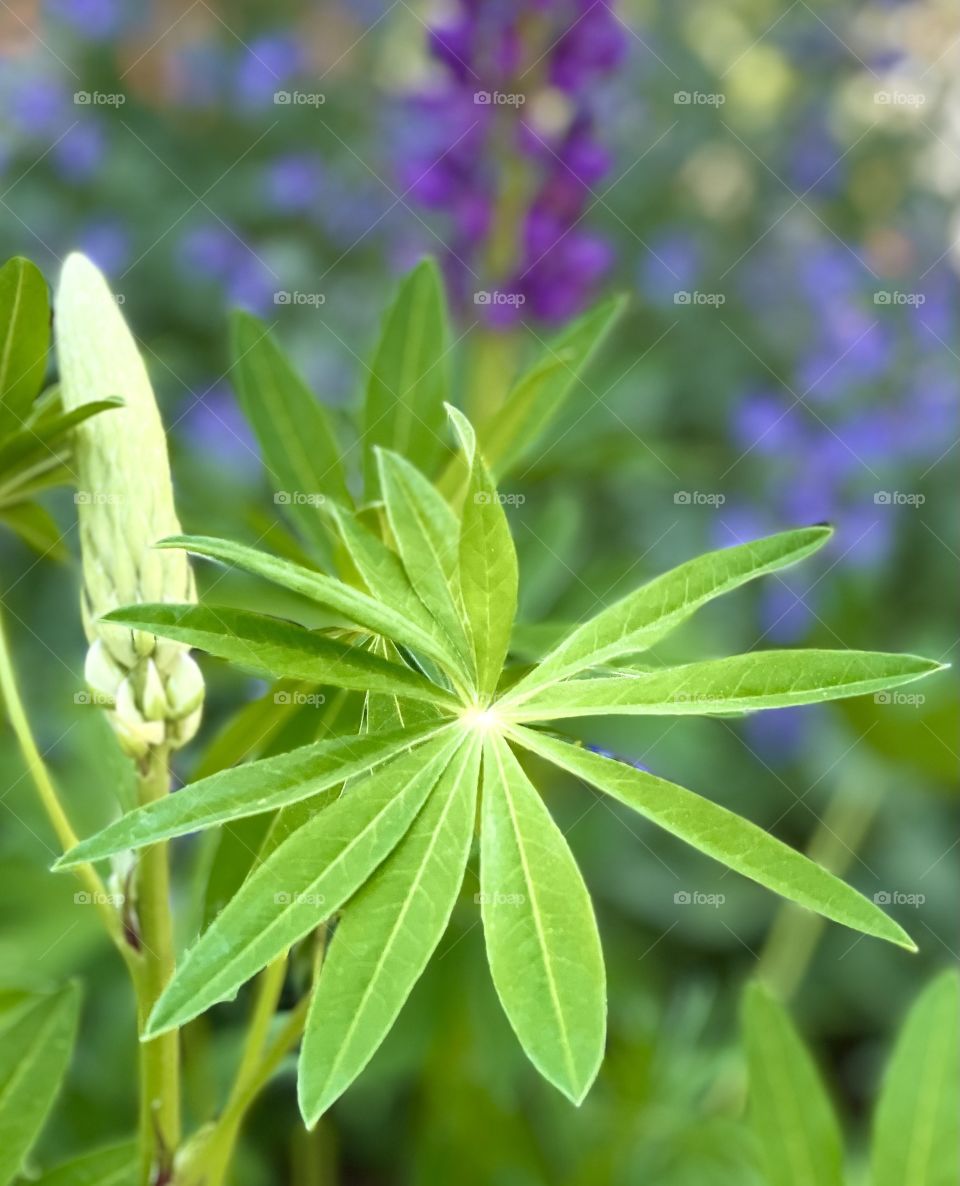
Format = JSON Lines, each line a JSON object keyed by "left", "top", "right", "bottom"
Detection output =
{"left": 178, "top": 224, "right": 240, "bottom": 280}
{"left": 53, "top": 119, "right": 106, "bottom": 180}
{"left": 638, "top": 232, "right": 702, "bottom": 306}
{"left": 77, "top": 217, "right": 130, "bottom": 273}
{"left": 263, "top": 154, "right": 324, "bottom": 214}
{"left": 234, "top": 35, "right": 305, "bottom": 109}
{"left": 181, "top": 381, "right": 260, "bottom": 471}
{"left": 46, "top": 0, "right": 127, "bottom": 41}
{"left": 10, "top": 77, "right": 69, "bottom": 136}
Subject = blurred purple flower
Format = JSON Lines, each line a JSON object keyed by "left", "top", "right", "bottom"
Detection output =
{"left": 53, "top": 120, "right": 106, "bottom": 180}
{"left": 638, "top": 232, "right": 702, "bottom": 306}
{"left": 46, "top": 0, "right": 126, "bottom": 41}
{"left": 263, "top": 154, "right": 324, "bottom": 213}
{"left": 178, "top": 224, "right": 240, "bottom": 280}
{"left": 181, "top": 381, "right": 260, "bottom": 471}
{"left": 234, "top": 35, "right": 305, "bottom": 108}
{"left": 11, "top": 77, "right": 69, "bottom": 135}
{"left": 77, "top": 218, "right": 130, "bottom": 273}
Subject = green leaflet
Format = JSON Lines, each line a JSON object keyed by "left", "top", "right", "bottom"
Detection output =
{"left": 0, "top": 256, "right": 49, "bottom": 433}
{"left": 376, "top": 449, "right": 474, "bottom": 673}
{"left": 364, "top": 636, "right": 444, "bottom": 734}
{"left": 230, "top": 312, "right": 351, "bottom": 547}
{"left": 25, "top": 1140, "right": 137, "bottom": 1186}
{"left": 742, "top": 982, "right": 845, "bottom": 1186}
{"left": 101, "top": 603, "right": 456, "bottom": 708}
{"left": 506, "top": 650, "right": 943, "bottom": 721}
{"left": 0, "top": 503, "right": 67, "bottom": 559}
{"left": 146, "top": 730, "right": 462, "bottom": 1036}
{"left": 0, "top": 983, "right": 81, "bottom": 1186}
{"left": 478, "top": 295, "right": 626, "bottom": 479}
{"left": 0, "top": 397, "right": 122, "bottom": 476}
{"left": 298, "top": 732, "right": 480, "bottom": 1123}
{"left": 156, "top": 534, "right": 462, "bottom": 674}
{"left": 872, "top": 969, "right": 959, "bottom": 1186}
{"left": 57, "top": 721, "right": 448, "bottom": 867}
{"left": 449, "top": 406, "right": 519, "bottom": 699}
{"left": 509, "top": 726, "right": 914, "bottom": 949}
{"left": 503, "top": 527, "right": 834, "bottom": 705}
{"left": 362, "top": 258, "right": 450, "bottom": 495}
{"left": 480, "top": 733, "right": 606, "bottom": 1104}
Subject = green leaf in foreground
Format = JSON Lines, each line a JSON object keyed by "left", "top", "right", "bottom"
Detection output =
{"left": 101, "top": 602, "right": 456, "bottom": 708}
{"left": 146, "top": 730, "right": 462, "bottom": 1035}
{"left": 26, "top": 1140, "right": 137, "bottom": 1186}
{"left": 0, "top": 256, "right": 50, "bottom": 433}
{"left": 510, "top": 726, "right": 915, "bottom": 950}
{"left": 871, "top": 969, "right": 959, "bottom": 1186}
{"left": 0, "top": 983, "right": 81, "bottom": 1186}
{"left": 480, "top": 733, "right": 606, "bottom": 1104}
{"left": 56, "top": 721, "right": 446, "bottom": 867}
{"left": 507, "top": 650, "right": 943, "bottom": 720}
{"left": 298, "top": 732, "right": 480, "bottom": 1123}
{"left": 504, "top": 526, "right": 834, "bottom": 705}
{"left": 742, "top": 981, "right": 845, "bottom": 1186}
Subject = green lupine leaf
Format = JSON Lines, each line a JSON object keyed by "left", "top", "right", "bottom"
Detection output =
{"left": 742, "top": 982, "right": 845, "bottom": 1186}
{"left": 231, "top": 312, "right": 351, "bottom": 546}
{"left": 146, "top": 731, "right": 461, "bottom": 1035}
{"left": 478, "top": 295, "right": 626, "bottom": 478}
{"left": 101, "top": 603, "right": 456, "bottom": 708}
{"left": 0, "top": 983, "right": 81, "bottom": 1186}
{"left": 510, "top": 727, "right": 914, "bottom": 949}
{"left": 26, "top": 1140, "right": 137, "bottom": 1186}
{"left": 872, "top": 969, "right": 959, "bottom": 1186}
{"left": 156, "top": 534, "right": 462, "bottom": 673}
{"left": 376, "top": 449, "right": 473, "bottom": 672}
{"left": 504, "top": 527, "right": 834, "bottom": 705}
{"left": 0, "top": 257, "right": 50, "bottom": 433}
{"left": 480, "top": 732, "right": 606, "bottom": 1104}
{"left": 449, "top": 407, "right": 518, "bottom": 698}
{"left": 0, "top": 397, "right": 122, "bottom": 476}
{"left": 0, "top": 503, "right": 67, "bottom": 559}
{"left": 298, "top": 732, "right": 480, "bottom": 1123}
{"left": 362, "top": 258, "right": 449, "bottom": 495}
{"left": 57, "top": 721, "right": 447, "bottom": 867}
{"left": 507, "top": 650, "right": 943, "bottom": 721}
{"left": 364, "top": 637, "right": 445, "bottom": 734}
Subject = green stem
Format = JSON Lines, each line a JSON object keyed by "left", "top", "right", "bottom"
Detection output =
{"left": 135, "top": 745, "right": 181, "bottom": 1184}
{"left": 0, "top": 606, "right": 133, "bottom": 965}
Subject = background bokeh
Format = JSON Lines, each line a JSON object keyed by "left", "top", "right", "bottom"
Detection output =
{"left": 1, "top": 1, "right": 957, "bottom": 1182}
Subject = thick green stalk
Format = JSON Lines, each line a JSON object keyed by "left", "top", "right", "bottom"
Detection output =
{"left": 135, "top": 746, "right": 181, "bottom": 1184}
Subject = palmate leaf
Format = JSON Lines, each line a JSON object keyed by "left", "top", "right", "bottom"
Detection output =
{"left": 0, "top": 983, "right": 81, "bottom": 1186}
{"left": 480, "top": 733, "right": 606, "bottom": 1104}
{"left": 503, "top": 526, "right": 834, "bottom": 706}
{"left": 361, "top": 258, "right": 449, "bottom": 495}
{"left": 231, "top": 312, "right": 351, "bottom": 547}
{"left": 507, "top": 650, "right": 943, "bottom": 721}
{"left": 57, "top": 721, "right": 448, "bottom": 867}
{"left": 298, "top": 732, "right": 481, "bottom": 1123}
{"left": 156, "top": 534, "right": 466, "bottom": 677}
{"left": 101, "top": 603, "right": 456, "bottom": 708}
{"left": 871, "top": 969, "right": 959, "bottom": 1186}
{"left": 146, "top": 729, "right": 463, "bottom": 1036}
{"left": 742, "top": 982, "right": 845, "bottom": 1186}
{"left": 448, "top": 406, "right": 519, "bottom": 699}
{"left": 509, "top": 726, "right": 914, "bottom": 949}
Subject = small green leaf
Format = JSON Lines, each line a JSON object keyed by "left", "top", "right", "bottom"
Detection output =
{"left": 26, "top": 1140, "right": 137, "bottom": 1186}
{"left": 0, "top": 983, "right": 81, "bottom": 1186}
{"left": 504, "top": 527, "right": 834, "bottom": 706}
{"left": 364, "top": 636, "right": 445, "bottom": 733}
{"left": 230, "top": 312, "right": 351, "bottom": 545}
{"left": 480, "top": 733, "right": 606, "bottom": 1104}
{"left": 376, "top": 449, "right": 473, "bottom": 673}
{"left": 146, "top": 731, "right": 462, "bottom": 1035}
{"left": 362, "top": 258, "right": 449, "bottom": 495}
{"left": 450, "top": 408, "right": 518, "bottom": 698}
{"left": 298, "top": 732, "right": 480, "bottom": 1123}
{"left": 478, "top": 295, "right": 626, "bottom": 478}
{"left": 872, "top": 969, "right": 959, "bottom": 1186}
{"left": 57, "top": 721, "right": 448, "bottom": 867}
{"left": 511, "top": 727, "right": 915, "bottom": 949}
{"left": 0, "top": 503, "right": 67, "bottom": 559}
{"left": 508, "top": 650, "right": 944, "bottom": 721}
{"left": 157, "top": 534, "right": 462, "bottom": 674}
{"left": 0, "top": 397, "right": 122, "bottom": 476}
{"left": 101, "top": 603, "right": 456, "bottom": 708}
{"left": 742, "top": 982, "right": 845, "bottom": 1186}
{"left": 0, "top": 257, "right": 50, "bottom": 433}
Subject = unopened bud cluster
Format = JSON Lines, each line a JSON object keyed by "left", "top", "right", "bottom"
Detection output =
{"left": 56, "top": 254, "right": 204, "bottom": 758}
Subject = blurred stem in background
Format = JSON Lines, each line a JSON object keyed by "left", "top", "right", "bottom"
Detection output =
{"left": 758, "top": 766, "right": 882, "bottom": 1000}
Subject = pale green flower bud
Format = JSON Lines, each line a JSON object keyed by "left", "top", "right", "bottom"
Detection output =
{"left": 56, "top": 253, "right": 204, "bottom": 756}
